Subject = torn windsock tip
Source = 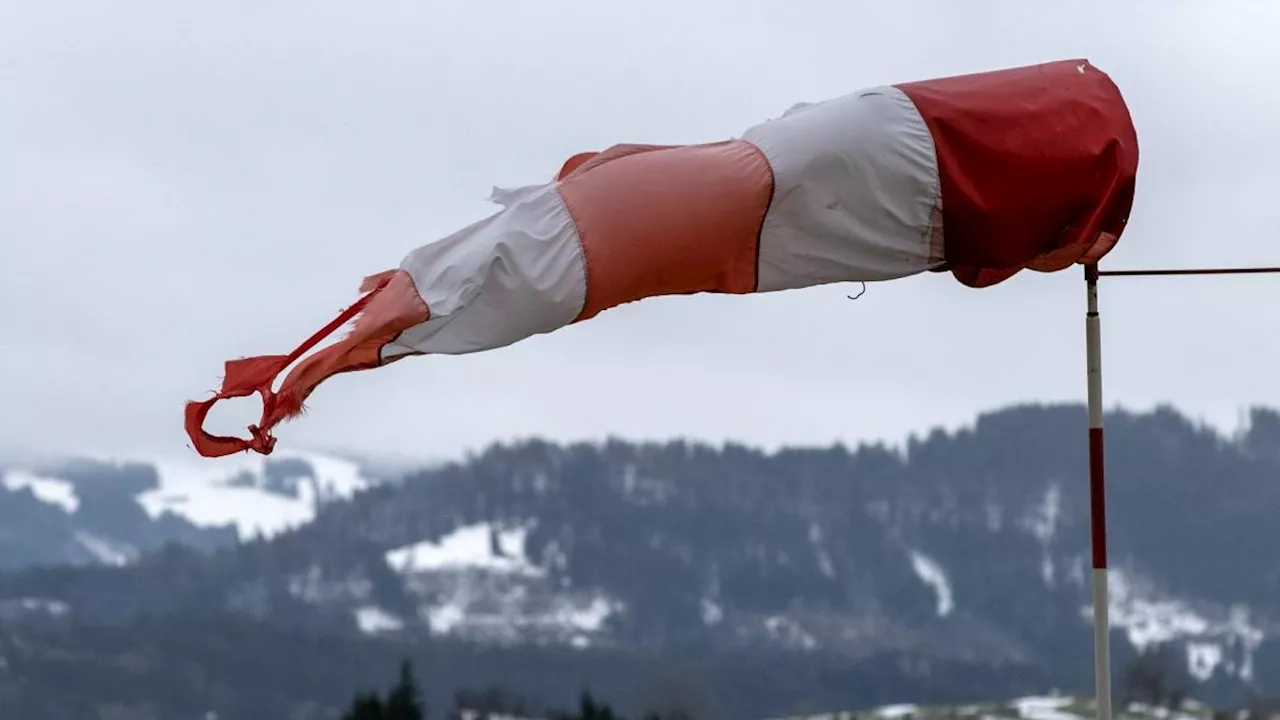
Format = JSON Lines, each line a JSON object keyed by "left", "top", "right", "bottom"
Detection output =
{"left": 219, "top": 355, "right": 291, "bottom": 395}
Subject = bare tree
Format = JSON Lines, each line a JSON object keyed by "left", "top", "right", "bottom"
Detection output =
{"left": 1121, "top": 642, "right": 1190, "bottom": 710}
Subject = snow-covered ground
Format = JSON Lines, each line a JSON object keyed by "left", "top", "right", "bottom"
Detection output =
{"left": 0, "top": 450, "right": 384, "bottom": 541}
{"left": 375, "top": 521, "right": 623, "bottom": 646}
{"left": 1090, "top": 568, "right": 1265, "bottom": 682}
{"left": 0, "top": 450, "right": 403, "bottom": 570}
{"left": 386, "top": 522, "right": 544, "bottom": 576}
{"left": 1, "top": 450, "right": 385, "bottom": 539}
{"left": 767, "top": 694, "right": 1217, "bottom": 720}
{"left": 138, "top": 451, "right": 374, "bottom": 539}
{"left": 354, "top": 605, "right": 405, "bottom": 634}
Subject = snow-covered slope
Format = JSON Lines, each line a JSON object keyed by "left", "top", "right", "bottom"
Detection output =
{"left": 1101, "top": 568, "right": 1266, "bottom": 683}
{"left": 293, "top": 520, "right": 624, "bottom": 647}
{"left": 136, "top": 451, "right": 374, "bottom": 540}
{"left": 1, "top": 470, "right": 80, "bottom": 513}
{"left": 0, "top": 449, "right": 402, "bottom": 569}
{"left": 382, "top": 521, "right": 622, "bottom": 646}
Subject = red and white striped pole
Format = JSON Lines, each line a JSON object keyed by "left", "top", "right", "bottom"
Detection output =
{"left": 1085, "top": 264, "right": 1111, "bottom": 720}
{"left": 1080, "top": 263, "right": 1280, "bottom": 719}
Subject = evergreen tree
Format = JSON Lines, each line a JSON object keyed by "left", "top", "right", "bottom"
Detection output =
{"left": 575, "top": 691, "right": 618, "bottom": 720}
{"left": 341, "top": 691, "right": 386, "bottom": 720}
{"left": 385, "top": 659, "right": 426, "bottom": 720}
{"left": 339, "top": 659, "right": 424, "bottom": 720}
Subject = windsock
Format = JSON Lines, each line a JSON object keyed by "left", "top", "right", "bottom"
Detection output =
{"left": 186, "top": 58, "right": 1139, "bottom": 458}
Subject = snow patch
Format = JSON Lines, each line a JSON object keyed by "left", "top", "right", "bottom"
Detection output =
{"left": 1106, "top": 570, "right": 1209, "bottom": 647}
{"left": 427, "top": 603, "right": 467, "bottom": 634}
{"left": 1186, "top": 641, "right": 1223, "bottom": 681}
{"left": 908, "top": 550, "right": 954, "bottom": 617}
{"left": 137, "top": 451, "right": 374, "bottom": 540}
{"left": 764, "top": 615, "right": 818, "bottom": 650}
{"left": 0, "top": 597, "right": 69, "bottom": 618}
{"left": 73, "top": 531, "right": 135, "bottom": 566}
{"left": 701, "top": 598, "right": 724, "bottom": 625}
{"left": 1021, "top": 483, "right": 1061, "bottom": 544}
{"left": 422, "top": 589, "right": 619, "bottom": 641}
{"left": 387, "top": 522, "right": 543, "bottom": 576}
{"left": 808, "top": 522, "right": 836, "bottom": 579}
{"left": 1089, "top": 569, "right": 1265, "bottom": 681}
{"left": 1021, "top": 484, "right": 1061, "bottom": 587}
{"left": 458, "top": 711, "right": 544, "bottom": 720}
{"left": 392, "top": 529, "right": 621, "bottom": 645}
{"left": 2, "top": 470, "right": 79, "bottom": 513}
{"left": 562, "top": 595, "right": 615, "bottom": 633}
{"left": 985, "top": 503, "right": 1003, "bottom": 532}
{"left": 875, "top": 704, "right": 919, "bottom": 718}
{"left": 354, "top": 606, "right": 404, "bottom": 634}
{"left": 287, "top": 565, "right": 373, "bottom": 605}
{"left": 1041, "top": 556, "right": 1056, "bottom": 588}
{"left": 1012, "top": 695, "right": 1079, "bottom": 720}
{"left": 1227, "top": 605, "right": 1265, "bottom": 681}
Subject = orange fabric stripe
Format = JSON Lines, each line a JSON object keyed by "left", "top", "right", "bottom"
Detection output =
{"left": 556, "top": 151, "right": 599, "bottom": 180}
{"left": 556, "top": 140, "right": 774, "bottom": 322}
{"left": 184, "top": 269, "right": 430, "bottom": 458}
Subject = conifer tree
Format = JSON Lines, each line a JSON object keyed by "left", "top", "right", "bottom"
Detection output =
{"left": 385, "top": 659, "right": 426, "bottom": 720}
{"left": 339, "top": 659, "right": 425, "bottom": 720}
{"left": 340, "top": 691, "right": 386, "bottom": 720}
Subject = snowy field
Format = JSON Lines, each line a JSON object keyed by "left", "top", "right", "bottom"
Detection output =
{"left": 765, "top": 695, "right": 1228, "bottom": 720}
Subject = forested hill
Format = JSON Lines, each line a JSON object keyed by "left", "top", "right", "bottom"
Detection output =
{"left": 2, "top": 403, "right": 1280, "bottom": 718}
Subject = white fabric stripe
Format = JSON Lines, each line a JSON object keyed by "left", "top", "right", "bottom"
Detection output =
{"left": 742, "top": 85, "right": 944, "bottom": 293}
{"left": 382, "top": 182, "right": 587, "bottom": 358}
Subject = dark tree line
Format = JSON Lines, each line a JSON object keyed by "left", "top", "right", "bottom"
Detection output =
{"left": 341, "top": 661, "right": 698, "bottom": 720}
{"left": 342, "top": 660, "right": 425, "bottom": 720}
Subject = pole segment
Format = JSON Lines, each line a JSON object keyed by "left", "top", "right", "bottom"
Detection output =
{"left": 1085, "top": 264, "right": 1112, "bottom": 720}
{"left": 1098, "top": 266, "right": 1280, "bottom": 277}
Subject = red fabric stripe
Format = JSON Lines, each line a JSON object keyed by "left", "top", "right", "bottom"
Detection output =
{"left": 895, "top": 59, "right": 1139, "bottom": 288}
{"left": 1089, "top": 426, "right": 1108, "bottom": 569}
{"left": 184, "top": 269, "right": 430, "bottom": 458}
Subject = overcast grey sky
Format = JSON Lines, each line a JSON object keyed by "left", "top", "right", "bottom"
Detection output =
{"left": 3, "top": 1, "right": 1279, "bottom": 462}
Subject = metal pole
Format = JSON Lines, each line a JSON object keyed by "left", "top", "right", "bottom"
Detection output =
{"left": 1085, "top": 264, "right": 1112, "bottom": 720}
{"left": 1098, "top": 266, "right": 1280, "bottom": 277}
{"left": 1081, "top": 259, "right": 1280, "bottom": 717}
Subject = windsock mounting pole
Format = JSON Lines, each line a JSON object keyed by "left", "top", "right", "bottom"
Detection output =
{"left": 1084, "top": 264, "right": 1112, "bottom": 720}
{"left": 1080, "top": 262, "right": 1280, "bottom": 720}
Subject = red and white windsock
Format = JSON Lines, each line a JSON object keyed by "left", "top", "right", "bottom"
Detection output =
{"left": 186, "top": 58, "right": 1139, "bottom": 457}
